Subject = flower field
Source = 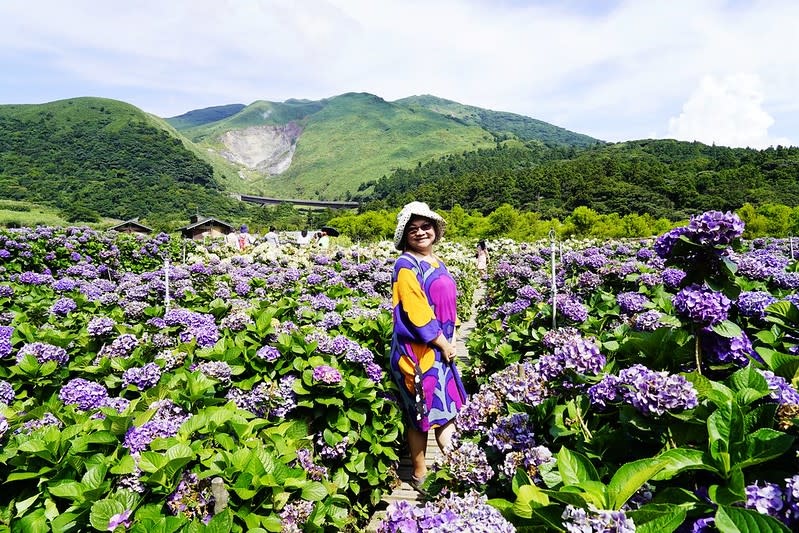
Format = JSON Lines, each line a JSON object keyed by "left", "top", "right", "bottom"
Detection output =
{"left": 2, "top": 213, "right": 799, "bottom": 532}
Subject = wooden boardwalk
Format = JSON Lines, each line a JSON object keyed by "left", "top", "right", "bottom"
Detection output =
{"left": 365, "top": 286, "right": 484, "bottom": 531}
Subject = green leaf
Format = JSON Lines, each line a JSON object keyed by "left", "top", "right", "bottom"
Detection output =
{"left": 738, "top": 428, "right": 795, "bottom": 470}
{"left": 715, "top": 505, "right": 790, "bottom": 532}
{"left": 729, "top": 365, "right": 769, "bottom": 394}
{"left": 301, "top": 481, "right": 328, "bottom": 501}
{"left": 707, "top": 401, "right": 743, "bottom": 477}
{"left": 712, "top": 320, "right": 742, "bottom": 339}
{"left": 512, "top": 484, "right": 551, "bottom": 518}
{"left": 48, "top": 481, "right": 85, "bottom": 500}
{"left": 653, "top": 448, "right": 718, "bottom": 480}
{"left": 608, "top": 457, "right": 668, "bottom": 510}
{"left": 90, "top": 499, "right": 126, "bottom": 531}
{"left": 556, "top": 447, "right": 599, "bottom": 485}
{"left": 627, "top": 504, "right": 687, "bottom": 533}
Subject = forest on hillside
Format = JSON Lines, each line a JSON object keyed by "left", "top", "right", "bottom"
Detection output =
{"left": 0, "top": 104, "right": 244, "bottom": 222}
{"left": 360, "top": 139, "right": 799, "bottom": 220}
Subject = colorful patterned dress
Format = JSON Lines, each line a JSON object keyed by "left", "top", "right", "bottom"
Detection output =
{"left": 390, "top": 253, "right": 467, "bottom": 432}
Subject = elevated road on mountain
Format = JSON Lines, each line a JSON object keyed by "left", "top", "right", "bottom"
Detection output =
{"left": 236, "top": 194, "right": 359, "bottom": 209}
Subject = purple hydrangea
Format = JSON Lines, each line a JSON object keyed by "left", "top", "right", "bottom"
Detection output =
{"left": 17, "top": 342, "right": 69, "bottom": 366}
{"left": 556, "top": 294, "right": 589, "bottom": 323}
{"left": 87, "top": 316, "right": 116, "bottom": 336}
{"left": 700, "top": 328, "right": 756, "bottom": 366}
{"left": 123, "top": 400, "right": 190, "bottom": 453}
{"left": 654, "top": 226, "right": 690, "bottom": 259}
{"left": 633, "top": 310, "right": 666, "bottom": 332}
{"left": 59, "top": 378, "right": 109, "bottom": 410}
{"left": 379, "top": 490, "right": 515, "bottom": 533}
{"left": 0, "top": 379, "right": 14, "bottom": 405}
{"left": 438, "top": 441, "right": 494, "bottom": 486}
{"left": 617, "top": 292, "right": 651, "bottom": 314}
{"left": 256, "top": 345, "right": 281, "bottom": 362}
{"left": 191, "top": 360, "right": 232, "bottom": 385}
{"left": 486, "top": 413, "right": 536, "bottom": 452}
{"left": 280, "top": 499, "right": 314, "bottom": 533}
{"left": 688, "top": 210, "right": 744, "bottom": 246}
{"left": 614, "top": 365, "right": 699, "bottom": 416}
{"left": 49, "top": 297, "right": 77, "bottom": 316}
{"left": 294, "top": 448, "right": 328, "bottom": 480}
{"left": 107, "top": 509, "right": 133, "bottom": 530}
{"left": 312, "top": 365, "right": 342, "bottom": 384}
{"left": 122, "top": 362, "right": 162, "bottom": 390}
{"left": 662, "top": 268, "right": 686, "bottom": 289}
{"left": 0, "top": 325, "right": 12, "bottom": 358}
{"left": 758, "top": 370, "right": 799, "bottom": 405}
{"left": 550, "top": 335, "right": 606, "bottom": 376}
{"left": 736, "top": 291, "right": 778, "bottom": 322}
{"left": 562, "top": 505, "right": 636, "bottom": 533}
{"left": 673, "top": 284, "right": 731, "bottom": 325}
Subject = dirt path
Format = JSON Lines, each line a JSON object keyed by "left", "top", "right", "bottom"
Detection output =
{"left": 365, "top": 285, "right": 485, "bottom": 530}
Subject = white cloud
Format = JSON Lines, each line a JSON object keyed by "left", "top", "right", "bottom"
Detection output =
{"left": 0, "top": 0, "right": 797, "bottom": 143}
{"left": 667, "top": 73, "right": 792, "bottom": 149}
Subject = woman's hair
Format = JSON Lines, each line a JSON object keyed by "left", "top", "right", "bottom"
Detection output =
{"left": 301, "top": 229, "right": 308, "bottom": 237}
{"left": 400, "top": 216, "right": 437, "bottom": 251}
{"left": 477, "top": 240, "right": 487, "bottom": 250}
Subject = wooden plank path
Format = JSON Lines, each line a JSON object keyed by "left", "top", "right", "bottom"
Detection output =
{"left": 365, "top": 285, "right": 485, "bottom": 531}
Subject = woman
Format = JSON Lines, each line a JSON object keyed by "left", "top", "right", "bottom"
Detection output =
{"left": 389, "top": 201, "right": 467, "bottom": 491}
{"left": 476, "top": 240, "right": 489, "bottom": 278}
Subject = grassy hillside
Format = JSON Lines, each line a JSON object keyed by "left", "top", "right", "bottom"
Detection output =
{"left": 179, "top": 93, "right": 496, "bottom": 199}
{"left": 0, "top": 97, "right": 244, "bottom": 221}
{"left": 394, "top": 94, "right": 601, "bottom": 148}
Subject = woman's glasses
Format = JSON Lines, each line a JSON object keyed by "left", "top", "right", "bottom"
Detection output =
{"left": 406, "top": 222, "right": 434, "bottom": 235}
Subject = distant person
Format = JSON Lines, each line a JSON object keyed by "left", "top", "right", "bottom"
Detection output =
{"left": 317, "top": 229, "right": 330, "bottom": 249}
{"left": 476, "top": 240, "right": 489, "bottom": 277}
{"left": 236, "top": 224, "right": 255, "bottom": 252}
{"left": 265, "top": 226, "right": 280, "bottom": 247}
{"left": 296, "top": 229, "right": 312, "bottom": 247}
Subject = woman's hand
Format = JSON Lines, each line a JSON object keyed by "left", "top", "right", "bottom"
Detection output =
{"left": 432, "top": 334, "right": 456, "bottom": 363}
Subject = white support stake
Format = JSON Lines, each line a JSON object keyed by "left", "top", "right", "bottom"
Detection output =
{"left": 791, "top": 236, "right": 794, "bottom": 260}
{"left": 550, "top": 229, "right": 557, "bottom": 330}
{"left": 164, "top": 256, "right": 171, "bottom": 312}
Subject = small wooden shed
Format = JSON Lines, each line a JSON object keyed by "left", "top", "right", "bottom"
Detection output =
{"left": 179, "top": 215, "right": 233, "bottom": 241}
{"left": 109, "top": 218, "right": 153, "bottom": 235}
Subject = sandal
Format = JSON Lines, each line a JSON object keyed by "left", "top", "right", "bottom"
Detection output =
{"left": 409, "top": 474, "right": 427, "bottom": 493}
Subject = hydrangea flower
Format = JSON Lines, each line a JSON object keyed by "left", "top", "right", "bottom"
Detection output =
{"left": 673, "top": 284, "right": 731, "bottom": 326}
{"left": 312, "top": 365, "right": 342, "bottom": 384}
{"left": 122, "top": 363, "right": 162, "bottom": 390}
{"left": 59, "top": 378, "right": 109, "bottom": 410}
{"left": 17, "top": 342, "right": 69, "bottom": 366}
{"left": 379, "top": 491, "right": 515, "bottom": 533}
{"left": 437, "top": 441, "right": 494, "bottom": 487}
{"left": 0, "top": 326, "right": 12, "bottom": 358}
{"left": 87, "top": 316, "right": 116, "bottom": 336}
{"left": 280, "top": 499, "right": 314, "bottom": 533}
{"left": 617, "top": 292, "right": 651, "bottom": 314}
{"left": 166, "top": 471, "right": 215, "bottom": 524}
{"left": 0, "top": 379, "right": 14, "bottom": 405}
{"left": 562, "top": 505, "right": 635, "bottom": 533}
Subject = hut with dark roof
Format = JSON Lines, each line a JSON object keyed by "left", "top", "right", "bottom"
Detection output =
{"left": 178, "top": 214, "right": 233, "bottom": 240}
{"left": 109, "top": 218, "right": 153, "bottom": 235}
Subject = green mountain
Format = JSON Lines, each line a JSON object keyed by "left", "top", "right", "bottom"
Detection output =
{"left": 394, "top": 94, "right": 600, "bottom": 148}
{"left": 0, "top": 97, "right": 244, "bottom": 222}
{"left": 166, "top": 104, "right": 246, "bottom": 130}
{"left": 168, "top": 92, "right": 601, "bottom": 200}
{"left": 363, "top": 139, "right": 799, "bottom": 220}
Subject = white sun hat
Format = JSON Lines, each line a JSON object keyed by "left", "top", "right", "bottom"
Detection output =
{"left": 393, "top": 201, "right": 446, "bottom": 250}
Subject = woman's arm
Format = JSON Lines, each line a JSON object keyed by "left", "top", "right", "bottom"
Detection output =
{"left": 430, "top": 333, "right": 456, "bottom": 363}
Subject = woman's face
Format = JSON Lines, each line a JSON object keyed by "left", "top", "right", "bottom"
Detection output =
{"left": 404, "top": 216, "right": 436, "bottom": 254}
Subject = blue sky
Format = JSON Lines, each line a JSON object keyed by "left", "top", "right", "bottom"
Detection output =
{"left": 0, "top": 0, "right": 796, "bottom": 148}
